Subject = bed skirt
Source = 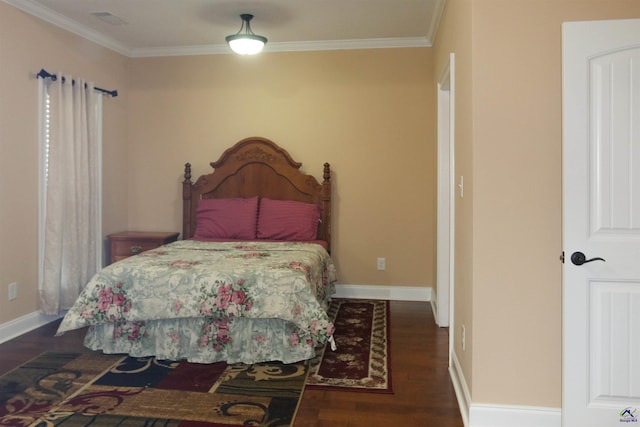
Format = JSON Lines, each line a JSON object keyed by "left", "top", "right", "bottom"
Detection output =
{"left": 83, "top": 316, "right": 318, "bottom": 364}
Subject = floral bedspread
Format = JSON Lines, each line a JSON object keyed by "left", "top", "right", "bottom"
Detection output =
{"left": 57, "top": 240, "right": 337, "bottom": 364}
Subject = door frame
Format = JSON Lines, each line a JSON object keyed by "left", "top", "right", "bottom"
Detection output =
{"left": 435, "top": 53, "right": 456, "bottom": 347}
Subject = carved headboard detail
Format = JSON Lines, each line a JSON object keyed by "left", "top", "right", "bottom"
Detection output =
{"left": 182, "top": 136, "right": 332, "bottom": 251}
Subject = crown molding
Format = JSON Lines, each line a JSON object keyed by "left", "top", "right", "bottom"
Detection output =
{"left": 427, "top": 0, "right": 447, "bottom": 45}
{"left": 130, "top": 44, "right": 229, "bottom": 58}
{"left": 131, "top": 37, "right": 432, "bottom": 58}
{"left": 266, "top": 37, "right": 432, "bottom": 53}
{"left": 5, "top": 0, "right": 434, "bottom": 58}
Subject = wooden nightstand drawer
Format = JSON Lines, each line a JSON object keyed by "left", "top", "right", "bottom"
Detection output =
{"left": 108, "top": 231, "right": 179, "bottom": 264}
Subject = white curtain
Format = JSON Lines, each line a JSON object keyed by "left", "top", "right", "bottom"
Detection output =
{"left": 40, "top": 74, "right": 99, "bottom": 315}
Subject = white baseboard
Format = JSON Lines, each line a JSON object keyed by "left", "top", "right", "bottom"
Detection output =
{"left": 333, "top": 284, "right": 432, "bottom": 301}
{"left": 450, "top": 350, "right": 472, "bottom": 426}
{"left": 469, "top": 404, "right": 561, "bottom": 427}
{"left": 0, "top": 311, "right": 63, "bottom": 344}
{"left": 450, "top": 350, "right": 561, "bottom": 427}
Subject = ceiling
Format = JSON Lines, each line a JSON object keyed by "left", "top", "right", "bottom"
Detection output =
{"left": 4, "top": 0, "right": 446, "bottom": 57}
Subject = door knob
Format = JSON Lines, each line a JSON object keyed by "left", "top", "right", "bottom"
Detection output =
{"left": 570, "top": 251, "right": 606, "bottom": 266}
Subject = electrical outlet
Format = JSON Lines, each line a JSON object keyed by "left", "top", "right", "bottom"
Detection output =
{"left": 461, "top": 324, "right": 466, "bottom": 351}
{"left": 8, "top": 282, "right": 17, "bottom": 301}
{"left": 376, "top": 257, "right": 386, "bottom": 271}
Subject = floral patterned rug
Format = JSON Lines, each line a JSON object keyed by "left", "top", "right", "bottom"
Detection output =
{"left": 0, "top": 351, "right": 307, "bottom": 426}
{"left": 306, "top": 299, "right": 392, "bottom": 393}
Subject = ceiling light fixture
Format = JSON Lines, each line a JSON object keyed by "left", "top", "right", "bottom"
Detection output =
{"left": 225, "top": 14, "right": 267, "bottom": 55}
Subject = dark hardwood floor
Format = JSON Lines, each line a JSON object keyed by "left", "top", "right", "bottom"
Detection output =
{"left": 295, "top": 301, "right": 463, "bottom": 427}
{"left": 0, "top": 301, "right": 463, "bottom": 427}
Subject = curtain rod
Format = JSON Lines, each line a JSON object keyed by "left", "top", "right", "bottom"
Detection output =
{"left": 37, "top": 69, "right": 118, "bottom": 97}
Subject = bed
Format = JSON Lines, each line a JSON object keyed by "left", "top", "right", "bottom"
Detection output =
{"left": 56, "top": 137, "right": 337, "bottom": 364}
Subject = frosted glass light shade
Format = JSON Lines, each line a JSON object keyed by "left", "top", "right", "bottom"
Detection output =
{"left": 227, "top": 35, "right": 266, "bottom": 55}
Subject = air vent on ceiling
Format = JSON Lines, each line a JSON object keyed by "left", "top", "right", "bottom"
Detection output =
{"left": 91, "top": 11, "right": 128, "bottom": 25}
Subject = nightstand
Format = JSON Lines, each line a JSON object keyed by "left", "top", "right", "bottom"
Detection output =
{"left": 107, "top": 231, "right": 180, "bottom": 264}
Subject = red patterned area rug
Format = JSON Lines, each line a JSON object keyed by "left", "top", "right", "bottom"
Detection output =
{"left": 306, "top": 298, "right": 392, "bottom": 393}
{"left": 0, "top": 351, "right": 307, "bottom": 426}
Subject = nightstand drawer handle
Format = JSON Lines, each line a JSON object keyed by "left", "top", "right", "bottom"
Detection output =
{"left": 130, "top": 245, "right": 143, "bottom": 254}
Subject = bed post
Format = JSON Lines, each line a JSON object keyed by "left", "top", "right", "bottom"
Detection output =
{"left": 322, "top": 162, "right": 332, "bottom": 253}
{"left": 182, "top": 163, "right": 193, "bottom": 239}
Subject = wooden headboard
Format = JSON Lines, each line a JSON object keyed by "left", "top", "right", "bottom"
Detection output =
{"left": 182, "top": 137, "right": 332, "bottom": 251}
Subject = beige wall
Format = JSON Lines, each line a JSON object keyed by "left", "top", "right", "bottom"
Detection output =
{"left": 436, "top": 0, "right": 640, "bottom": 410}
{"left": 126, "top": 49, "right": 437, "bottom": 287}
{"left": 0, "top": 4, "right": 436, "bottom": 326}
{"left": 0, "top": 2, "right": 130, "bottom": 324}
{"left": 434, "top": 0, "right": 475, "bottom": 399}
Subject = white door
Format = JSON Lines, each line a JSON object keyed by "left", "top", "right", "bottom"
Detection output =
{"left": 563, "top": 19, "right": 640, "bottom": 427}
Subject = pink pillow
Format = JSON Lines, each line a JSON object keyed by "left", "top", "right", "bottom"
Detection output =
{"left": 194, "top": 197, "right": 258, "bottom": 240}
{"left": 257, "top": 198, "right": 321, "bottom": 241}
